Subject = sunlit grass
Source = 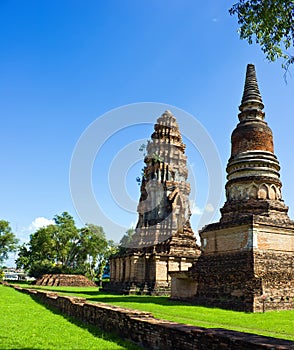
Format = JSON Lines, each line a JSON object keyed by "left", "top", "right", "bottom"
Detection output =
{"left": 19, "top": 283, "right": 294, "bottom": 341}
{"left": 0, "top": 284, "right": 141, "bottom": 350}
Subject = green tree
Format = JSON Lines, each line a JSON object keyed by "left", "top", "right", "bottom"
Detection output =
{"left": 0, "top": 220, "right": 18, "bottom": 265}
{"left": 230, "top": 0, "right": 294, "bottom": 70}
{"left": 52, "top": 212, "right": 80, "bottom": 268}
{"left": 16, "top": 212, "right": 110, "bottom": 280}
{"left": 20, "top": 224, "right": 58, "bottom": 278}
{"left": 119, "top": 228, "right": 135, "bottom": 252}
{"left": 0, "top": 268, "right": 4, "bottom": 280}
{"left": 102, "top": 240, "right": 119, "bottom": 281}
{"left": 79, "top": 224, "right": 108, "bottom": 282}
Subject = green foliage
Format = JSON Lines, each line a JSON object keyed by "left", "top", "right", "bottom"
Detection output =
{"left": 16, "top": 212, "right": 110, "bottom": 279}
{"left": 80, "top": 224, "right": 108, "bottom": 282}
{"left": 102, "top": 240, "right": 118, "bottom": 278}
{"left": 230, "top": 0, "right": 294, "bottom": 67}
{"left": 53, "top": 212, "right": 80, "bottom": 267}
{"left": 0, "top": 268, "right": 4, "bottom": 280}
{"left": 151, "top": 153, "right": 163, "bottom": 163}
{"left": 138, "top": 143, "right": 146, "bottom": 155}
{"left": 118, "top": 228, "right": 135, "bottom": 253}
{"left": 0, "top": 220, "right": 19, "bottom": 264}
{"left": 0, "top": 285, "right": 140, "bottom": 349}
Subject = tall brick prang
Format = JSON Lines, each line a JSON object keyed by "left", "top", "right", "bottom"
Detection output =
{"left": 104, "top": 111, "right": 200, "bottom": 295}
{"left": 130, "top": 110, "right": 196, "bottom": 250}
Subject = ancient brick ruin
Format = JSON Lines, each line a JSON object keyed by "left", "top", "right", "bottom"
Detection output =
{"left": 171, "top": 64, "right": 294, "bottom": 312}
{"left": 35, "top": 274, "right": 96, "bottom": 287}
{"left": 105, "top": 111, "right": 200, "bottom": 295}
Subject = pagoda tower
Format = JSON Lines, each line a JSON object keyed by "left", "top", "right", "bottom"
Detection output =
{"left": 106, "top": 111, "right": 200, "bottom": 295}
{"left": 130, "top": 110, "right": 197, "bottom": 253}
{"left": 171, "top": 64, "right": 294, "bottom": 311}
{"left": 220, "top": 63, "right": 289, "bottom": 224}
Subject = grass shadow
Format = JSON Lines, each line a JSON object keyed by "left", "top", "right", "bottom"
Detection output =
{"left": 39, "top": 288, "right": 199, "bottom": 307}
{"left": 29, "top": 294, "right": 142, "bottom": 350}
{"left": 25, "top": 286, "right": 241, "bottom": 311}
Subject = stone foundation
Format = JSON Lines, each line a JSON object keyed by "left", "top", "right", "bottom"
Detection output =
{"left": 171, "top": 250, "right": 294, "bottom": 312}
{"left": 253, "top": 250, "right": 294, "bottom": 312}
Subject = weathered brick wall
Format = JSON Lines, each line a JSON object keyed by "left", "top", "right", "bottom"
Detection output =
{"left": 188, "top": 251, "right": 259, "bottom": 312}
{"left": 256, "top": 229, "right": 294, "bottom": 252}
{"left": 6, "top": 284, "right": 294, "bottom": 350}
{"left": 231, "top": 121, "right": 274, "bottom": 156}
{"left": 253, "top": 251, "right": 294, "bottom": 312}
{"left": 200, "top": 224, "right": 252, "bottom": 254}
{"left": 178, "top": 250, "right": 294, "bottom": 313}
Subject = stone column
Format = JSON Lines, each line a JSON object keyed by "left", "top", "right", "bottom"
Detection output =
{"left": 179, "top": 257, "right": 192, "bottom": 271}
{"left": 144, "top": 253, "right": 151, "bottom": 282}
{"left": 125, "top": 256, "right": 131, "bottom": 282}
{"left": 154, "top": 256, "right": 167, "bottom": 283}
{"left": 115, "top": 258, "right": 120, "bottom": 281}
{"left": 130, "top": 254, "right": 139, "bottom": 281}
{"left": 110, "top": 258, "right": 115, "bottom": 282}
{"left": 138, "top": 254, "right": 146, "bottom": 283}
{"left": 119, "top": 258, "right": 124, "bottom": 282}
{"left": 167, "top": 257, "right": 179, "bottom": 282}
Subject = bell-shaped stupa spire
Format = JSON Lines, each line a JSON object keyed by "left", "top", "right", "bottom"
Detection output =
{"left": 238, "top": 64, "right": 265, "bottom": 121}
{"left": 220, "top": 64, "right": 290, "bottom": 224}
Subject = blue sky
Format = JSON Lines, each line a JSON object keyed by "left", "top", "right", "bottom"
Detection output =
{"left": 1, "top": 1, "right": 293, "bottom": 265}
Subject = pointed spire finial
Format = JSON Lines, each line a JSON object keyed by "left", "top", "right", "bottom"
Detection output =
{"left": 157, "top": 110, "right": 177, "bottom": 126}
{"left": 239, "top": 64, "right": 265, "bottom": 120}
{"left": 164, "top": 110, "right": 173, "bottom": 116}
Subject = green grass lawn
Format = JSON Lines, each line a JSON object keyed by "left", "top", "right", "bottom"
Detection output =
{"left": 0, "top": 284, "right": 141, "bottom": 350}
{"left": 17, "top": 283, "right": 294, "bottom": 342}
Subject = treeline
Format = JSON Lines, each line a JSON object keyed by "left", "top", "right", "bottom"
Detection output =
{"left": 1, "top": 212, "right": 119, "bottom": 283}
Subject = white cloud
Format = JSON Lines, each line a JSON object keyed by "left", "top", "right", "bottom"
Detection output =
{"left": 28, "top": 217, "right": 55, "bottom": 232}
{"left": 205, "top": 203, "right": 214, "bottom": 212}
{"left": 190, "top": 201, "right": 203, "bottom": 215}
{"left": 7, "top": 217, "right": 55, "bottom": 267}
{"left": 17, "top": 217, "right": 55, "bottom": 244}
{"left": 190, "top": 201, "right": 215, "bottom": 216}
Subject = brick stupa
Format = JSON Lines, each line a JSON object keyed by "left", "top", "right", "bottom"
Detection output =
{"left": 105, "top": 111, "right": 200, "bottom": 295}
{"left": 171, "top": 64, "right": 294, "bottom": 312}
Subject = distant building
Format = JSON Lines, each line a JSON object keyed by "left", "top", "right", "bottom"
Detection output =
{"left": 3, "top": 272, "right": 18, "bottom": 281}
{"left": 3, "top": 268, "right": 34, "bottom": 282}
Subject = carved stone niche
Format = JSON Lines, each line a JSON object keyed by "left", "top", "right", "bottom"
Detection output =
{"left": 227, "top": 182, "right": 281, "bottom": 202}
{"left": 258, "top": 184, "right": 268, "bottom": 200}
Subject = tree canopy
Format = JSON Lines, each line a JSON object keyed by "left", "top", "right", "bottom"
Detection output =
{"left": 119, "top": 228, "right": 135, "bottom": 248}
{"left": 0, "top": 220, "right": 18, "bottom": 265}
{"left": 230, "top": 0, "right": 294, "bottom": 70}
{"left": 16, "top": 212, "right": 110, "bottom": 280}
